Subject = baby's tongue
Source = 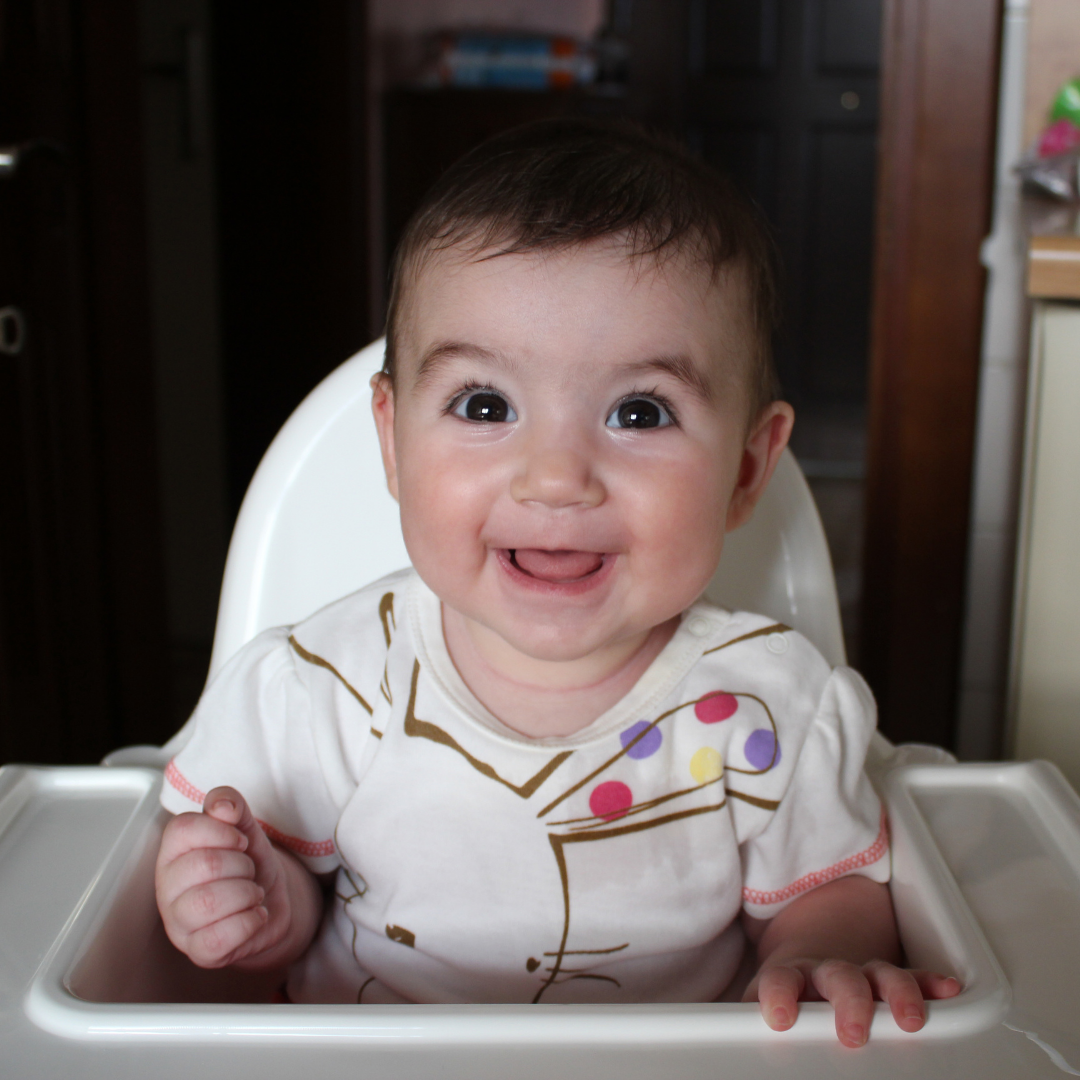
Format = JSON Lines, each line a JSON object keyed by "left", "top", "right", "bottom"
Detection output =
{"left": 512, "top": 549, "right": 603, "bottom": 582}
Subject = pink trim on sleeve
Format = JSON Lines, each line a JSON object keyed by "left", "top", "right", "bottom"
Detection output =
{"left": 256, "top": 821, "right": 335, "bottom": 859}
{"left": 165, "top": 759, "right": 205, "bottom": 804}
{"left": 742, "top": 808, "right": 889, "bottom": 907}
{"left": 165, "top": 759, "right": 335, "bottom": 860}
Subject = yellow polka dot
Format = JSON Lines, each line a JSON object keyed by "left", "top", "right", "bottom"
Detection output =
{"left": 690, "top": 746, "right": 723, "bottom": 784}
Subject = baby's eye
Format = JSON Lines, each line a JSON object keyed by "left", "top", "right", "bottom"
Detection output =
{"left": 452, "top": 390, "right": 517, "bottom": 423}
{"left": 605, "top": 396, "right": 673, "bottom": 430}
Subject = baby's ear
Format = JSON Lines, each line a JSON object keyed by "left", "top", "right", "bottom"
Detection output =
{"left": 370, "top": 372, "right": 399, "bottom": 502}
{"left": 725, "top": 401, "right": 794, "bottom": 532}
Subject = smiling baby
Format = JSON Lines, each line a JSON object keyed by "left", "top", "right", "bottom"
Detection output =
{"left": 155, "top": 119, "right": 959, "bottom": 1045}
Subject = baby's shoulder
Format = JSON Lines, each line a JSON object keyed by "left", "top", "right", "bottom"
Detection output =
{"left": 682, "top": 603, "right": 838, "bottom": 721}
{"left": 286, "top": 567, "right": 415, "bottom": 684}
{"left": 678, "top": 604, "right": 876, "bottom": 775}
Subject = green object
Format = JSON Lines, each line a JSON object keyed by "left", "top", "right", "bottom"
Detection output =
{"left": 1050, "top": 78, "right": 1080, "bottom": 126}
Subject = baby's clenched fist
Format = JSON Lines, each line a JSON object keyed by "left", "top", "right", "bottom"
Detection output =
{"left": 155, "top": 786, "right": 293, "bottom": 970}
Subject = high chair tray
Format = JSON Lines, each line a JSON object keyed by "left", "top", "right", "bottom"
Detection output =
{"left": 0, "top": 760, "right": 1077, "bottom": 1079}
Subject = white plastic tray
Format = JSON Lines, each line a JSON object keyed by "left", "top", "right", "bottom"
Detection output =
{"left": 1, "top": 761, "right": 1077, "bottom": 1078}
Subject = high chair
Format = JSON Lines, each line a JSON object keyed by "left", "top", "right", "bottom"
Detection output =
{"left": 2, "top": 340, "right": 1078, "bottom": 1079}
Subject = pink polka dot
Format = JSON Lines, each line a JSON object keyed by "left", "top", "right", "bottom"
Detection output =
{"left": 589, "top": 781, "right": 633, "bottom": 821}
{"left": 695, "top": 692, "right": 739, "bottom": 724}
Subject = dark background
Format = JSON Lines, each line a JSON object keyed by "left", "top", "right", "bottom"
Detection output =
{"left": 0, "top": 0, "right": 1001, "bottom": 765}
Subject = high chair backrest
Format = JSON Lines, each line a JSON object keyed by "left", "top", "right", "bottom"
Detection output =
{"left": 207, "top": 338, "right": 846, "bottom": 681}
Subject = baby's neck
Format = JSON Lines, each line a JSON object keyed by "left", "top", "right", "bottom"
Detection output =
{"left": 441, "top": 607, "right": 679, "bottom": 739}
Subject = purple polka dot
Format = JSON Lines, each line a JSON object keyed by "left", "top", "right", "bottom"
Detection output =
{"left": 744, "top": 729, "right": 780, "bottom": 770}
{"left": 621, "top": 720, "right": 662, "bottom": 759}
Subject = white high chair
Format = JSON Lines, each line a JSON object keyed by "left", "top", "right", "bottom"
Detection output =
{"left": 2, "top": 340, "right": 1079, "bottom": 1079}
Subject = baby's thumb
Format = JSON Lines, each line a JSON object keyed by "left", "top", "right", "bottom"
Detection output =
{"left": 202, "top": 786, "right": 264, "bottom": 853}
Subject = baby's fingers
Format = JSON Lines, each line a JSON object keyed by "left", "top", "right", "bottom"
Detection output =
{"left": 185, "top": 904, "right": 270, "bottom": 969}
{"left": 864, "top": 960, "right": 926, "bottom": 1032}
{"left": 158, "top": 847, "right": 256, "bottom": 908}
{"left": 811, "top": 960, "right": 874, "bottom": 1048}
{"left": 909, "top": 970, "right": 962, "bottom": 1000}
{"left": 750, "top": 965, "right": 805, "bottom": 1031}
{"left": 170, "top": 875, "right": 266, "bottom": 938}
{"left": 203, "top": 787, "right": 278, "bottom": 875}
{"left": 158, "top": 809, "right": 248, "bottom": 867}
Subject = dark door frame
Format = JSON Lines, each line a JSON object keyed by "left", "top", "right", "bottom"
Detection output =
{"left": 860, "top": 0, "right": 1002, "bottom": 746}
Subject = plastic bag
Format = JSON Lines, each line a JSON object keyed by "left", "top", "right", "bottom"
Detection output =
{"left": 1018, "top": 76, "right": 1080, "bottom": 200}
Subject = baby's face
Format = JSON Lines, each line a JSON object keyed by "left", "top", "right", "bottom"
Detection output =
{"left": 373, "top": 241, "right": 791, "bottom": 668}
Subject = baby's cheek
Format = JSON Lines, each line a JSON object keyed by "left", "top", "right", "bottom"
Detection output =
{"left": 398, "top": 481, "right": 488, "bottom": 599}
{"left": 397, "top": 452, "right": 454, "bottom": 535}
{"left": 641, "top": 473, "right": 726, "bottom": 555}
{"left": 638, "top": 502, "right": 725, "bottom": 608}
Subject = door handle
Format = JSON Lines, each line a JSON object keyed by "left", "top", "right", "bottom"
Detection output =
{"left": 0, "top": 307, "right": 26, "bottom": 356}
{"left": 0, "top": 139, "right": 66, "bottom": 179}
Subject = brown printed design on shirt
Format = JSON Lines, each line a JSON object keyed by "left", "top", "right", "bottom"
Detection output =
{"left": 288, "top": 590, "right": 399, "bottom": 739}
{"left": 398, "top": 623, "right": 789, "bottom": 1002}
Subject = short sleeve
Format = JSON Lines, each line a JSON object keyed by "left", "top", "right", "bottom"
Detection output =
{"left": 739, "top": 666, "right": 889, "bottom": 919}
{"left": 160, "top": 628, "right": 343, "bottom": 874}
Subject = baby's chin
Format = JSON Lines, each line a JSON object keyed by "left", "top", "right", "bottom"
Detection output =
{"left": 496, "top": 628, "right": 623, "bottom": 666}
{"left": 465, "top": 611, "right": 626, "bottom": 664}
{"left": 451, "top": 602, "right": 674, "bottom": 674}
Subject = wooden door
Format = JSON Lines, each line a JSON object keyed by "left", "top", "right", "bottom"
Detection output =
{"left": 861, "top": 0, "right": 1001, "bottom": 746}
{"left": 685, "top": 0, "right": 882, "bottom": 409}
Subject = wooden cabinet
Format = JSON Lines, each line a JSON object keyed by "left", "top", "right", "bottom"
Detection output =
{"left": 1011, "top": 232, "right": 1080, "bottom": 788}
{"left": 1011, "top": 297, "right": 1080, "bottom": 790}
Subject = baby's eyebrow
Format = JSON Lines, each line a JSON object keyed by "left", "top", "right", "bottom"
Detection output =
{"left": 414, "top": 343, "right": 714, "bottom": 403}
{"left": 622, "top": 354, "right": 714, "bottom": 404}
{"left": 414, "top": 341, "right": 514, "bottom": 386}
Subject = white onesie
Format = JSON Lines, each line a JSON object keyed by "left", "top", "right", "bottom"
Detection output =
{"left": 161, "top": 568, "right": 889, "bottom": 1005}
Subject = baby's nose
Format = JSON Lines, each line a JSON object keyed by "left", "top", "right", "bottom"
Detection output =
{"left": 510, "top": 444, "right": 605, "bottom": 509}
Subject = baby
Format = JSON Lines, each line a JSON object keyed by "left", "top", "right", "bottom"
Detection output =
{"left": 155, "top": 119, "right": 959, "bottom": 1045}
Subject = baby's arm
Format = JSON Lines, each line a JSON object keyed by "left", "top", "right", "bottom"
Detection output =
{"left": 741, "top": 875, "right": 961, "bottom": 1047}
{"left": 156, "top": 786, "right": 324, "bottom": 972}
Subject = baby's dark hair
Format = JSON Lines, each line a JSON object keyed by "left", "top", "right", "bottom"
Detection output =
{"left": 384, "top": 118, "right": 781, "bottom": 414}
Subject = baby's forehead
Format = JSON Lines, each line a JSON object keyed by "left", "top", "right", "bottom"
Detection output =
{"left": 398, "top": 241, "right": 755, "bottom": 391}
{"left": 409, "top": 235, "right": 732, "bottom": 294}
{"left": 406, "top": 239, "right": 750, "bottom": 330}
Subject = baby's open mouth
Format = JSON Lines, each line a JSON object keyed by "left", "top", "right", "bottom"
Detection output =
{"left": 509, "top": 549, "right": 604, "bottom": 584}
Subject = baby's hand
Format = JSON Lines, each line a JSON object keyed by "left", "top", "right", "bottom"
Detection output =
{"left": 744, "top": 958, "right": 961, "bottom": 1048}
{"left": 155, "top": 786, "right": 293, "bottom": 969}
